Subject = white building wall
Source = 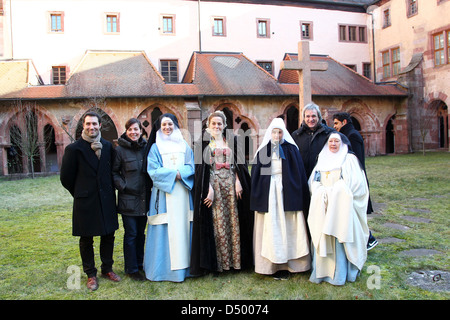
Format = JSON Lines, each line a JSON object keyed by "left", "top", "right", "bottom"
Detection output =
{"left": 3, "top": 0, "right": 371, "bottom": 84}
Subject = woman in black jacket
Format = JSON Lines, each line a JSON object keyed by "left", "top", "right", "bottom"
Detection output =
{"left": 112, "top": 118, "right": 149, "bottom": 281}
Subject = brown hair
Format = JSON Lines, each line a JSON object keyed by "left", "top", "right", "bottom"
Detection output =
{"left": 125, "top": 118, "right": 142, "bottom": 130}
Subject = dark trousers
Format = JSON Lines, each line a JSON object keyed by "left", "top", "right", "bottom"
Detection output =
{"left": 121, "top": 215, "right": 147, "bottom": 274}
{"left": 79, "top": 232, "right": 115, "bottom": 278}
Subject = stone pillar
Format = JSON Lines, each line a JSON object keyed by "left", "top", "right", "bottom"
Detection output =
{"left": 185, "top": 99, "right": 202, "bottom": 147}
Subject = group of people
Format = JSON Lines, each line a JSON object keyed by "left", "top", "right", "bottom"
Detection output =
{"left": 60, "top": 102, "right": 376, "bottom": 291}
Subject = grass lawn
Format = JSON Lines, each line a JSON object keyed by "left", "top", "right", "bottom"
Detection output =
{"left": 0, "top": 152, "right": 448, "bottom": 302}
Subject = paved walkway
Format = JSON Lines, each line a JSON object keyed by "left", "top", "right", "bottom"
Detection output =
{"left": 369, "top": 201, "right": 448, "bottom": 293}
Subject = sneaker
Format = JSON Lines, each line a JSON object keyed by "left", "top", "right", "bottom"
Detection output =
{"left": 367, "top": 237, "right": 379, "bottom": 251}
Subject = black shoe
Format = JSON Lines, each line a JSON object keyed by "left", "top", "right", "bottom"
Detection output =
{"left": 128, "top": 271, "right": 146, "bottom": 281}
{"left": 273, "top": 270, "right": 289, "bottom": 280}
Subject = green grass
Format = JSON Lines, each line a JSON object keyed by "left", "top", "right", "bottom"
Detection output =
{"left": 0, "top": 152, "right": 449, "bottom": 301}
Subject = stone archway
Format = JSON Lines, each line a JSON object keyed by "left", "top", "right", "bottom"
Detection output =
{"left": 342, "top": 99, "right": 380, "bottom": 156}
{"left": 433, "top": 100, "right": 448, "bottom": 150}
{"left": 214, "top": 102, "right": 259, "bottom": 160}
{"left": 386, "top": 116, "right": 395, "bottom": 154}
{"left": 284, "top": 104, "right": 299, "bottom": 134}
{"left": 75, "top": 109, "right": 119, "bottom": 144}
{"left": 137, "top": 103, "right": 184, "bottom": 139}
{"left": 2, "top": 102, "right": 64, "bottom": 175}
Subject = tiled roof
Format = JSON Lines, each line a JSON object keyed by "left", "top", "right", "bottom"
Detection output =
{"left": 65, "top": 50, "right": 166, "bottom": 97}
{"left": 279, "top": 53, "right": 407, "bottom": 97}
{"left": 186, "top": 1, "right": 372, "bottom": 12}
{"left": 0, "top": 61, "right": 34, "bottom": 96}
{"left": 0, "top": 50, "right": 406, "bottom": 100}
{"left": 182, "top": 52, "right": 285, "bottom": 96}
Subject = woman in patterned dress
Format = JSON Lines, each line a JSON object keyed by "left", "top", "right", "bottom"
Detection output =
{"left": 190, "top": 110, "right": 253, "bottom": 276}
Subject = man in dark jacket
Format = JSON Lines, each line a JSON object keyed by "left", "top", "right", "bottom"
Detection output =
{"left": 60, "top": 111, "right": 120, "bottom": 291}
{"left": 291, "top": 103, "right": 339, "bottom": 224}
{"left": 291, "top": 103, "right": 336, "bottom": 180}
{"left": 333, "top": 112, "right": 378, "bottom": 250}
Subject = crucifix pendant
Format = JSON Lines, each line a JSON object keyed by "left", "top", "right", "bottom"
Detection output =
{"left": 325, "top": 171, "right": 330, "bottom": 178}
{"left": 170, "top": 154, "right": 177, "bottom": 166}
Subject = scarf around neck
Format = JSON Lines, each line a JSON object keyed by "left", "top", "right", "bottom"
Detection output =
{"left": 82, "top": 130, "right": 102, "bottom": 159}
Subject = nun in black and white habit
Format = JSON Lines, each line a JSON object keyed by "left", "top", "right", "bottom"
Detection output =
{"left": 250, "top": 118, "right": 311, "bottom": 276}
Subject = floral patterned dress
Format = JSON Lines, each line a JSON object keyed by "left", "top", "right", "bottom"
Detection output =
{"left": 209, "top": 139, "right": 241, "bottom": 271}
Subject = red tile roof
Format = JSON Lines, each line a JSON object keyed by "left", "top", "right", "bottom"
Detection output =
{"left": 0, "top": 50, "right": 407, "bottom": 100}
{"left": 279, "top": 53, "right": 408, "bottom": 97}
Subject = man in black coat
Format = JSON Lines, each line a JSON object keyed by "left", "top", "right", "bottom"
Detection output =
{"left": 333, "top": 112, "right": 378, "bottom": 250}
{"left": 60, "top": 111, "right": 120, "bottom": 291}
{"left": 291, "top": 103, "right": 337, "bottom": 180}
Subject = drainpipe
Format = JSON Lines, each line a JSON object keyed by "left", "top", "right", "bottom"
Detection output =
{"left": 198, "top": 0, "right": 202, "bottom": 52}
{"left": 9, "top": 0, "right": 14, "bottom": 59}
{"left": 367, "top": 5, "right": 377, "bottom": 82}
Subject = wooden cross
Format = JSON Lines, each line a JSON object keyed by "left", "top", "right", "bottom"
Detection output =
{"left": 280, "top": 41, "right": 328, "bottom": 124}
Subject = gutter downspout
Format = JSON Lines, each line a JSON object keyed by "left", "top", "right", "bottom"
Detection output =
{"left": 9, "top": 0, "right": 14, "bottom": 59}
{"left": 367, "top": 5, "right": 377, "bottom": 82}
{"left": 198, "top": 0, "right": 202, "bottom": 52}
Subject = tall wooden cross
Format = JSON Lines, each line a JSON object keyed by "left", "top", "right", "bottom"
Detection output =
{"left": 280, "top": 41, "right": 328, "bottom": 124}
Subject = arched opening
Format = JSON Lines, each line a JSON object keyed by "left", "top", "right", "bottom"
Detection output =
{"left": 7, "top": 125, "right": 23, "bottom": 174}
{"left": 138, "top": 106, "right": 164, "bottom": 138}
{"left": 75, "top": 109, "right": 118, "bottom": 144}
{"left": 239, "top": 122, "right": 252, "bottom": 160}
{"left": 44, "top": 124, "right": 58, "bottom": 172}
{"left": 351, "top": 116, "right": 361, "bottom": 131}
{"left": 386, "top": 116, "right": 395, "bottom": 154}
{"left": 285, "top": 105, "right": 299, "bottom": 134}
{"left": 437, "top": 103, "right": 448, "bottom": 149}
{"left": 222, "top": 107, "right": 234, "bottom": 130}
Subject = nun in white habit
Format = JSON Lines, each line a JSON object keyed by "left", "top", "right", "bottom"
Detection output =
{"left": 308, "top": 132, "right": 370, "bottom": 285}
{"left": 250, "top": 118, "right": 310, "bottom": 277}
{"left": 143, "top": 114, "right": 195, "bottom": 282}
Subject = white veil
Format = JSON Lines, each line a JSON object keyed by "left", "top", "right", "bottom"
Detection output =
{"left": 254, "top": 118, "right": 298, "bottom": 159}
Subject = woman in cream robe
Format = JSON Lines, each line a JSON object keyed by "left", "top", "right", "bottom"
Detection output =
{"left": 250, "top": 118, "right": 310, "bottom": 277}
{"left": 308, "top": 132, "right": 369, "bottom": 285}
{"left": 143, "top": 114, "right": 194, "bottom": 282}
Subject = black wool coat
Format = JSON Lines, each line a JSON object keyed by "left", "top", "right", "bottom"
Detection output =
{"left": 339, "top": 122, "right": 365, "bottom": 169}
{"left": 292, "top": 123, "right": 352, "bottom": 179}
{"left": 190, "top": 133, "right": 254, "bottom": 276}
{"left": 339, "top": 122, "right": 373, "bottom": 214}
{"left": 60, "top": 138, "right": 118, "bottom": 237}
{"left": 112, "top": 134, "right": 149, "bottom": 216}
{"left": 250, "top": 141, "right": 309, "bottom": 214}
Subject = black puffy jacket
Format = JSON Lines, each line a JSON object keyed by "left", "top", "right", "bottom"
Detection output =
{"left": 112, "top": 134, "right": 149, "bottom": 216}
